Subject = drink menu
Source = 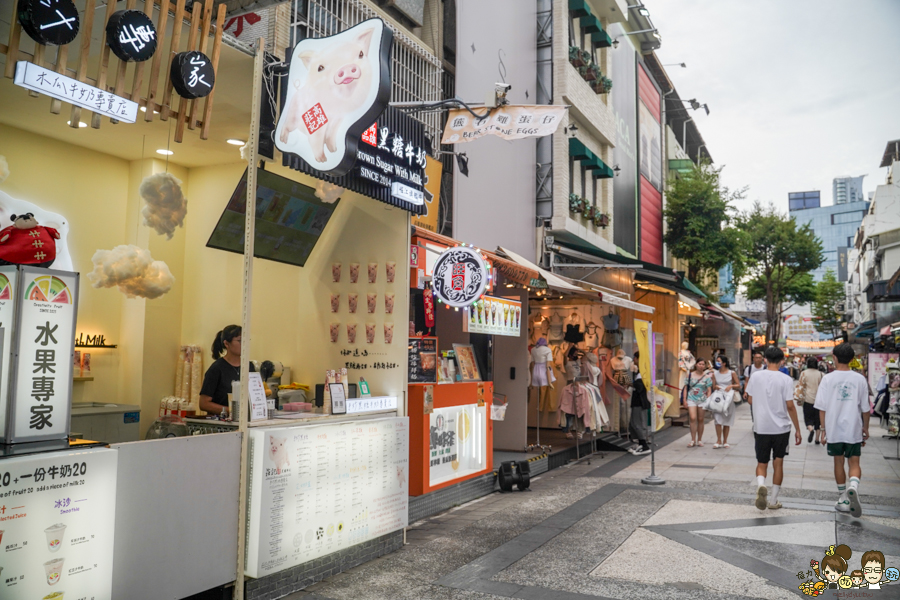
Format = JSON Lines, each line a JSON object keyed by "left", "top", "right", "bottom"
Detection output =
{"left": 464, "top": 296, "right": 521, "bottom": 337}
{"left": 0, "top": 447, "right": 118, "bottom": 599}
{"left": 408, "top": 337, "right": 437, "bottom": 384}
{"left": 245, "top": 417, "right": 409, "bottom": 578}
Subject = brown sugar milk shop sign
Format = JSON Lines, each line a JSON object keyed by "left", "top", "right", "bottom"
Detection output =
{"left": 1, "top": 267, "right": 79, "bottom": 443}
{"left": 275, "top": 19, "right": 427, "bottom": 214}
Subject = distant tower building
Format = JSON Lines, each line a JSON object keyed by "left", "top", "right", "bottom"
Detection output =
{"left": 789, "top": 188, "right": 868, "bottom": 282}
{"left": 833, "top": 175, "right": 866, "bottom": 205}
{"left": 788, "top": 190, "right": 820, "bottom": 211}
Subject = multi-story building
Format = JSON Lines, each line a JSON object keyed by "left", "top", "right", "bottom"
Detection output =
{"left": 833, "top": 174, "right": 866, "bottom": 205}
{"left": 788, "top": 190, "right": 820, "bottom": 211}
{"left": 847, "top": 140, "right": 900, "bottom": 338}
{"left": 789, "top": 196, "right": 868, "bottom": 282}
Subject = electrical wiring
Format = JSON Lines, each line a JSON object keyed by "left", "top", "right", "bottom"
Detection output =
{"left": 394, "top": 98, "right": 493, "bottom": 121}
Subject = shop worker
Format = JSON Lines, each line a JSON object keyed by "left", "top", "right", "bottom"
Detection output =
{"left": 199, "top": 324, "right": 255, "bottom": 417}
{"left": 745, "top": 345, "right": 802, "bottom": 511}
{"left": 814, "top": 343, "right": 870, "bottom": 517}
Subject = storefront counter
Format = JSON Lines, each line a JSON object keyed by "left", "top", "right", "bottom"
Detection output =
{"left": 408, "top": 382, "right": 493, "bottom": 496}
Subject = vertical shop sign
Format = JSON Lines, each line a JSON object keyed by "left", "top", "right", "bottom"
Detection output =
{"left": 0, "top": 447, "right": 118, "bottom": 599}
{"left": 6, "top": 267, "right": 79, "bottom": 443}
{"left": 608, "top": 23, "right": 638, "bottom": 255}
{"left": 410, "top": 156, "right": 442, "bottom": 232}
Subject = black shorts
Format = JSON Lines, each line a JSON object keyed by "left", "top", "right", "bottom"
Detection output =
{"left": 754, "top": 432, "right": 790, "bottom": 464}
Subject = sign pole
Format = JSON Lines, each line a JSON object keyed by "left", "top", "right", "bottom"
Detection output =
{"left": 234, "top": 36, "right": 265, "bottom": 600}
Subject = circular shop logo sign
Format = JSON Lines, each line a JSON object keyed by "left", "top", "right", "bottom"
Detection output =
{"left": 18, "top": 0, "right": 80, "bottom": 46}
{"left": 432, "top": 246, "right": 487, "bottom": 308}
{"left": 106, "top": 10, "right": 158, "bottom": 63}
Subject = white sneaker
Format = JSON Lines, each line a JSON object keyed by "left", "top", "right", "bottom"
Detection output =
{"left": 633, "top": 447, "right": 652, "bottom": 456}
{"left": 835, "top": 498, "right": 851, "bottom": 513}
{"left": 847, "top": 488, "right": 862, "bottom": 517}
{"left": 755, "top": 485, "right": 768, "bottom": 510}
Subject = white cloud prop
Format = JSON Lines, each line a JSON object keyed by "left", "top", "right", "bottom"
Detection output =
{"left": 314, "top": 180, "right": 344, "bottom": 204}
{"left": 140, "top": 172, "right": 187, "bottom": 239}
{"left": 0, "top": 156, "right": 9, "bottom": 183}
{"left": 88, "top": 245, "right": 175, "bottom": 299}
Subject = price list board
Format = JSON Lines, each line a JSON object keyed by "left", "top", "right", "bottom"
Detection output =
{"left": 245, "top": 417, "right": 409, "bottom": 578}
{"left": 408, "top": 337, "right": 437, "bottom": 384}
{"left": 0, "top": 447, "right": 118, "bottom": 599}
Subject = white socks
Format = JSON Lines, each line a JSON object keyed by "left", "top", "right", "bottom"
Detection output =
{"left": 849, "top": 477, "right": 860, "bottom": 491}
{"left": 838, "top": 483, "right": 847, "bottom": 500}
{"left": 771, "top": 484, "right": 780, "bottom": 504}
{"left": 757, "top": 475, "right": 766, "bottom": 487}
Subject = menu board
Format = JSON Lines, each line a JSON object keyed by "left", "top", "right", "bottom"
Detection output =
{"left": 245, "top": 417, "right": 409, "bottom": 578}
{"left": 464, "top": 296, "right": 521, "bottom": 337}
{"left": 0, "top": 447, "right": 118, "bottom": 599}
{"left": 408, "top": 337, "right": 437, "bottom": 383}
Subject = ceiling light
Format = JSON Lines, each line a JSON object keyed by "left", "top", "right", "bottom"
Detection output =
{"left": 66, "top": 120, "right": 87, "bottom": 128}
{"left": 139, "top": 107, "right": 160, "bottom": 114}
{"left": 156, "top": 149, "right": 174, "bottom": 156}
{"left": 227, "top": 139, "right": 246, "bottom": 146}
{"left": 638, "top": 7, "right": 649, "bottom": 16}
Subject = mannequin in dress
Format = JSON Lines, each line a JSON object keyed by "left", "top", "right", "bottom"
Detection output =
{"left": 678, "top": 341, "right": 695, "bottom": 389}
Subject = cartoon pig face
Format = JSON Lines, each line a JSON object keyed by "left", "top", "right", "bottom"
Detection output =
{"left": 299, "top": 27, "right": 374, "bottom": 94}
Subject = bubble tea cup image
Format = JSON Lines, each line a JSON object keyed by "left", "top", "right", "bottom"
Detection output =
{"left": 329, "top": 322, "right": 340, "bottom": 343}
{"left": 45, "top": 523, "right": 67, "bottom": 553}
{"left": 365, "top": 323, "right": 376, "bottom": 344}
{"left": 347, "top": 323, "right": 357, "bottom": 344}
{"left": 367, "top": 293, "right": 377, "bottom": 314}
{"left": 348, "top": 293, "right": 358, "bottom": 313}
{"left": 386, "top": 261, "right": 396, "bottom": 283}
{"left": 44, "top": 558, "right": 65, "bottom": 585}
{"left": 384, "top": 323, "right": 394, "bottom": 344}
{"left": 331, "top": 262, "right": 342, "bottom": 283}
{"left": 330, "top": 293, "right": 340, "bottom": 313}
{"left": 367, "top": 262, "right": 378, "bottom": 284}
{"left": 385, "top": 293, "right": 395, "bottom": 314}
{"left": 349, "top": 262, "right": 360, "bottom": 283}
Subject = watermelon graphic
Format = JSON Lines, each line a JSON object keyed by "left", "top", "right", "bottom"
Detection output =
{"left": 25, "top": 275, "right": 72, "bottom": 304}
{"left": 29, "top": 285, "right": 48, "bottom": 301}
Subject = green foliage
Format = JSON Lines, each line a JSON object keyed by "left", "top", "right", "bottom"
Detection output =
{"left": 811, "top": 269, "right": 845, "bottom": 339}
{"left": 735, "top": 202, "right": 825, "bottom": 340}
{"left": 663, "top": 162, "right": 746, "bottom": 291}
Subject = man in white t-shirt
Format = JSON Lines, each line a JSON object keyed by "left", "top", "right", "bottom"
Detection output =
{"left": 814, "top": 343, "right": 870, "bottom": 517}
{"left": 745, "top": 346, "right": 802, "bottom": 510}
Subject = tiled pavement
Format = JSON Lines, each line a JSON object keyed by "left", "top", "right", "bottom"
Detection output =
{"left": 289, "top": 404, "right": 900, "bottom": 600}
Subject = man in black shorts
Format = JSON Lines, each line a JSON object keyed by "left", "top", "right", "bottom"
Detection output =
{"left": 745, "top": 346, "right": 802, "bottom": 510}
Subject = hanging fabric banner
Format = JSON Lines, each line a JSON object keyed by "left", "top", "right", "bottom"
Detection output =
{"left": 441, "top": 105, "right": 567, "bottom": 144}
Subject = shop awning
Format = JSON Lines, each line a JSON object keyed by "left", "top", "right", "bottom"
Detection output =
{"left": 576, "top": 281, "right": 655, "bottom": 313}
{"left": 679, "top": 294, "right": 701, "bottom": 310}
{"left": 866, "top": 278, "right": 900, "bottom": 302}
{"left": 851, "top": 319, "right": 878, "bottom": 338}
{"left": 497, "top": 247, "right": 584, "bottom": 293}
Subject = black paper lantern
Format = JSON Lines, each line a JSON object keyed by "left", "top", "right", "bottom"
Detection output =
{"left": 18, "top": 0, "right": 80, "bottom": 46}
{"left": 106, "top": 10, "right": 158, "bottom": 63}
{"left": 170, "top": 51, "right": 215, "bottom": 100}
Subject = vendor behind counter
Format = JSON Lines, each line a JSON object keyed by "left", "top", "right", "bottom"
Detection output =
{"left": 199, "top": 324, "right": 255, "bottom": 417}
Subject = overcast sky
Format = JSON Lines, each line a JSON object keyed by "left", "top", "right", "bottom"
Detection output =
{"left": 649, "top": 0, "right": 900, "bottom": 214}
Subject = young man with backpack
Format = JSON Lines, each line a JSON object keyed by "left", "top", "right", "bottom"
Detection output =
{"left": 814, "top": 343, "right": 870, "bottom": 517}
{"left": 745, "top": 346, "right": 802, "bottom": 510}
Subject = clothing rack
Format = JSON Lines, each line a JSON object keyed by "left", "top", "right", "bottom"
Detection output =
{"left": 564, "top": 376, "right": 604, "bottom": 464}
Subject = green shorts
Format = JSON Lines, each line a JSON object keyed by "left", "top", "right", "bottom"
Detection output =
{"left": 827, "top": 442, "right": 861, "bottom": 458}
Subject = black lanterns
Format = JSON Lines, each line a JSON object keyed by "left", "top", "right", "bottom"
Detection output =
{"left": 18, "top": 0, "right": 80, "bottom": 46}
{"left": 106, "top": 10, "right": 158, "bottom": 62}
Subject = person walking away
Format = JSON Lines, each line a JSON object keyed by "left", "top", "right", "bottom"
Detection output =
{"left": 745, "top": 346, "right": 802, "bottom": 510}
{"left": 684, "top": 359, "right": 713, "bottom": 447}
{"left": 814, "top": 343, "right": 870, "bottom": 517}
{"left": 799, "top": 357, "right": 824, "bottom": 444}
{"left": 742, "top": 350, "right": 766, "bottom": 401}
{"left": 713, "top": 356, "right": 740, "bottom": 448}
{"left": 628, "top": 367, "right": 652, "bottom": 455}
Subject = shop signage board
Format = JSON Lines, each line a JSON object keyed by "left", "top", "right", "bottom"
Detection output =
{"left": 868, "top": 353, "right": 899, "bottom": 393}
{"left": 0, "top": 447, "right": 118, "bottom": 599}
{"left": 171, "top": 51, "right": 216, "bottom": 99}
{"left": 440, "top": 105, "right": 566, "bottom": 143}
{"left": 106, "top": 10, "right": 158, "bottom": 62}
{"left": 410, "top": 156, "right": 442, "bottom": 232}
{"left": 429, "top": 404, "right": 487, "bottom": 486}
{"left": 345, "top": 395, "right": 397, "bottom": 414}
{"left": 431, "top": 247, "right": 488, "bottom": 308}
{"left": 14, "top": 61, "right": 139, "bottom": 123}
{"left": 408, "top": 337, "right": 437, "bottom": 383}
{"left": 464, "top": 296, "right": 521, "bottom": 337}
{"left": 276, "top": 19, "right": 393, "bottom": 177}
{"left": 4, "top": 267, "right": 79, "bottom": 444}
{"left": 18, "top": 0, "right": 80, "bottom": 46}
{"left": 0, "top": 266, "right": 18, "bottom": 437}
{"left": 245, "top": 417, "right": 409, "bottom": 578}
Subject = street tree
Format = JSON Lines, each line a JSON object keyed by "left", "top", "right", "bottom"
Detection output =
{"left": 663, "top": 162, "right": 746, "bottom": 294}
{"left": 811, "top": 269, "right": 845, "bottom": 340}
{"left": 736, "top": 202, "right": 824, "bottom": 342}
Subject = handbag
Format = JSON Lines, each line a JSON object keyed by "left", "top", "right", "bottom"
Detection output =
{"left": 707, "top": 389, "right": 733, "bottom": 415}
{"left": 794, "top": 375, "right": 807, "bottom": 406}
{"left": 680, "top": 372, "right": 692, "bottom": 406}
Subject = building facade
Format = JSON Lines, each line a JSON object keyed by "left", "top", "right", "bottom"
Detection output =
{"left": 833, "top": 174, "right": 866, "bottom": 205}
{"left": 789, "top": 198, "right": 869, "bottom": 282}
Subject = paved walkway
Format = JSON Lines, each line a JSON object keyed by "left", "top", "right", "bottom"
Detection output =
{"left": 290, "top": 404, "right": 900, "bottom": 600}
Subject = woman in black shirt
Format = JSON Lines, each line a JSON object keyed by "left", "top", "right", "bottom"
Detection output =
{"left": 199, "top": 324, "right": 255, "bottom": 417}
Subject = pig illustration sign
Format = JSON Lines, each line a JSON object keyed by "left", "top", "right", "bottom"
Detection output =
{"left": 276, "top": 19, "right": 393, "bottom": 176}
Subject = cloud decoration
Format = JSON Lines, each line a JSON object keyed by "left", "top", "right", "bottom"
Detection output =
{"left": 88, "top": 245, "right": 175, "bottom": 299}
{"left": 314, "top": 180, "right": 344, "bottom": 204}
{"left": 0, "top": 156, "right": 9, "bottom": 183}
{"left": 140, "top": 172, "right": 187, "bottom": 239}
